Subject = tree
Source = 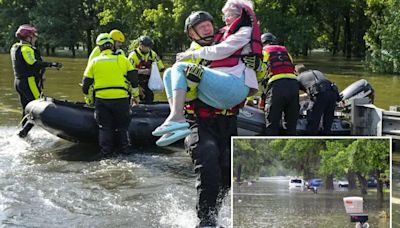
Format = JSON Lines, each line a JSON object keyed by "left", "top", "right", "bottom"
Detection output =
{"left": 31, "top": 0, "right": 85, "bottom": 57}
{"left": 319, "top": 139, "right": 356, "bottom": 190}
{"left": 365, "top": 0, "right": 400, "bottom": 73}
{"left": 233, "top": 139, "right": 277, "bottom": 182}
{"left": 271, "top": 139, "right": 324, "bottom": 180}
{"left": 0, "top": 0, "right": 37, "bottom": 51}
{"left": 349, "top": 139, "right": 389, "bottom": 205}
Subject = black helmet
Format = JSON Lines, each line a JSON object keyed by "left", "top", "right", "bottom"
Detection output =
{"left": 261, "top": 32, "right": 278, "bottom": 45}
{"left": 138, "top": 36, "right": 154, "bottom": 48}
{"left": 184, "top": 11, "right": 214, "bottom": 34}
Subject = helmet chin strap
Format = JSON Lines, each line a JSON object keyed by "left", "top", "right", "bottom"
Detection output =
{"left": 25, "top": 36, "right": 34, "bottom": 45}
{"left": 139, "top": 47, "right": 149, "bottom": 54}
{"left": 191, "top": 28, "right": 214, "bottom": 46}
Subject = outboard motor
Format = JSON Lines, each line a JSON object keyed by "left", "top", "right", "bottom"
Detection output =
{"left": 339, "top": 79, "right": 374, "bottom": 109}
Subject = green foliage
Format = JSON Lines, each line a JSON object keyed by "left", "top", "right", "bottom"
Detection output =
{"left": 271, "top": 139, "right": 325, "bottom": 179}
{"left": 0, "top": 0, "right": 395, "bottom": 71}
{"left": 0, "top": 0, "right": 36, "bottom": 50}
{"left": 365, "top": 0, "right": 400, "bottom": 73}
{"left": 233, "top": 139, "right": 277, "bottom": 180}
{"left": 31, "top": 0, "right": 83, "bottom": 48}
{"left": 236, "top": 138, "right": 389, "bottom": 186}
{"left": 319, "top": 140, "right": 351, "bottom": 178}
{"left": 317, "top": 139, "right": 389, "bottom": 183}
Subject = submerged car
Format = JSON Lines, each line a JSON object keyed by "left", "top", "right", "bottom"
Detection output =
{"left": 338, "top": 179, "right": 349, "bottom": 188}
{"left": 289, "top": 178, "right": 305, "bottom": 189}
{"left": 367, "top": 178, "right": 377, "bottom": 187}
{"left": 309, "top": 178, "right": 323, "bottom": 187}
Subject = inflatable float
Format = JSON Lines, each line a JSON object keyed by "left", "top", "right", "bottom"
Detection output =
{"left": 24, "top": 79, "right": 374, "bottom": 144}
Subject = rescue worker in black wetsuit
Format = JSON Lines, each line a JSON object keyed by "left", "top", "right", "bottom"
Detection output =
{"left": 182, "top": 8, "right": 261, "bottom": 226}
{"left": 296, "top": 64, "right": 340, "bottom": 135}
{"left": 82, "top": 33, "right": 139, "bottom": 158}
{"left": 128, "top": 36, "right": 165, "bottom": 104}
{"left": 10, "top": 24, "right": 62, "bottom": 138}
{"left": 262, "top": 32, "right": 299, "bottom": 135}
{"left": 183, "top": 12, "right": 233, "bottom": 227}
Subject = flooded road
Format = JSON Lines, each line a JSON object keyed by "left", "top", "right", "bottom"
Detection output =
{"left": 233, "top": 177, "right": 389, "bottom": 228}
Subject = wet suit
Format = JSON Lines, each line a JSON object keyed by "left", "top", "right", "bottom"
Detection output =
{"left": 10, "top": 41, "right": 55, "bottom": 137}
{"left": 185, "top": 101, "right": 237, "bottom": 227}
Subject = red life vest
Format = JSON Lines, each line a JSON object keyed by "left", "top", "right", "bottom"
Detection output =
{"left": 263, "top": 45, "right": 295, "bottom": 76}
{"left": 185, "top": 100, "right": 244, "bottom": 118}
{"left": 134, "top": 49, "right": 154, "bottom": 69}
{"left": 210, "top": 5, "right": 262, "bottom": 68}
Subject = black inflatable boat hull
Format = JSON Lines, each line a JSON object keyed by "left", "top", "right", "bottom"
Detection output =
{"left": 236, "top": 105, "right": 351, "bottom": 136}
{"left": 26, "top": 97, "right": 351, "bottom": 144}
{"left": 25, "top": 98, "right": 169, "bottom": 145}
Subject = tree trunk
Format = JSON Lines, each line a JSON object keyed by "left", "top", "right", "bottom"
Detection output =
{"left": 51, "top": 47, "right": 55, "bottom": 54}
{"left": 325, "top": 175, "right": 334, "bottom": 190}
{"left": 356, "top": 173, "right": 368, "bottom": 195}
{"left": 86, "top": 29, "right": 92, "bottom": 57}
{"left": 332, "top": 18, "right": 340, "bottom": 56}
{"left": 347, "top": 171, "right": 357, "bottom": 190}
{"left": 70, "top": 45, "right": 76, "bottom": 58}
{"left": 344, "top": 12, "right": 352, "bottom": 59}
{"left": 46, "top": 44, "right": 50, "bottom": 56}
{"left": 302, "top": 43, "right": 308, "bottom": 56}
{"left": 376, "top": 170, "right": 384, "bottom": 208}
{"left": 236, "top": 164, "right": 242, "bottom": 183}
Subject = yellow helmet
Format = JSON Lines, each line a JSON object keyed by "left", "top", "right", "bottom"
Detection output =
{"left": 96, "top": 33, "right": 114, "bottom": 46}
{"left": 110, "top": 29, "right": 125, "bottom": 43}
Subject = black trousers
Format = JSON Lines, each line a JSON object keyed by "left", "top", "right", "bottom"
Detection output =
{"left": 94, "top": 98, "right": 130, "bottom": 156}
{"left": 306, "top": 90, "right": 338, "bottom": 135}
{"left": 14, "top": 78, "right": 41, "bottom": 135}
{"left": 264, "top": 78, "right": 299, "bottom": 135}
{"left": 138, "top": 74, "right": 154, "bottom": 104}
{"left": 185, "top": 115, "right": 236, "bottom": 227}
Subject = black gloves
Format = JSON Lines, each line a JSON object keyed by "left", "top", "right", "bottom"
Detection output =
{"left": 185, "top": 64, "right": 204, "bottom": 83}
{"left": 50, "top": 62, "right": 63, "bottom": 69}
{"left": 242, "top": 55, "right": 262, "bottom": 71}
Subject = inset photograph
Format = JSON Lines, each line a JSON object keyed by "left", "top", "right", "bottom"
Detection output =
{"left": 233, "top": 138, "right": 390, "bottom": 228}
{"left": 393, "top": 143, "right": 400, "bottom": 227}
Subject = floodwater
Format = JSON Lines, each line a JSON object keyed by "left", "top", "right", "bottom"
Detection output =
{"left": 0, "top": 52, "right": 399, "bottom": 227}
{"left": 233, "top": 177, "right": 390, "bottom": 228}
{"left": 0, "top": 54, "right": 231, "bottom": 227}
{"left": 296, "top": 54, "right": 400, "bottom": 110}
{"left": 0, "top": 127, "right": 231, "bottom": 227}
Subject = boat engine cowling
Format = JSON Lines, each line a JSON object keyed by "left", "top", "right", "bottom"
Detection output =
{"left": 339, "top": 79, "right": 374, "bottom": 108}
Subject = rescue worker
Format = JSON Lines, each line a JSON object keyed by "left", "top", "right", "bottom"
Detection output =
{"left": 295, "top": 64, "right": 340, "bottom": 135}
{"left": 128, "top": 36, "right": 165, "bottom": 104}
{"left": 10, "top": 24, "right": 63, "bottom": 138}
{"left": 82, "top": 33, "right": 139, "bottom": 158}
{"left": 88, "top": 29, "right": 126, "bottom": 62}
{"left": 182, "top": 11, "right": 235, "bottom": 227}
{"left": 154, "top": 0, "right": 262, "bottom": 225}
{"left": 262, "top": 32, "right": 299, "bottom": 135}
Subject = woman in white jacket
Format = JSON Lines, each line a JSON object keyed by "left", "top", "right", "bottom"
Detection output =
{"left": 153, "top": 0, "right": 260, "bottom": 146}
